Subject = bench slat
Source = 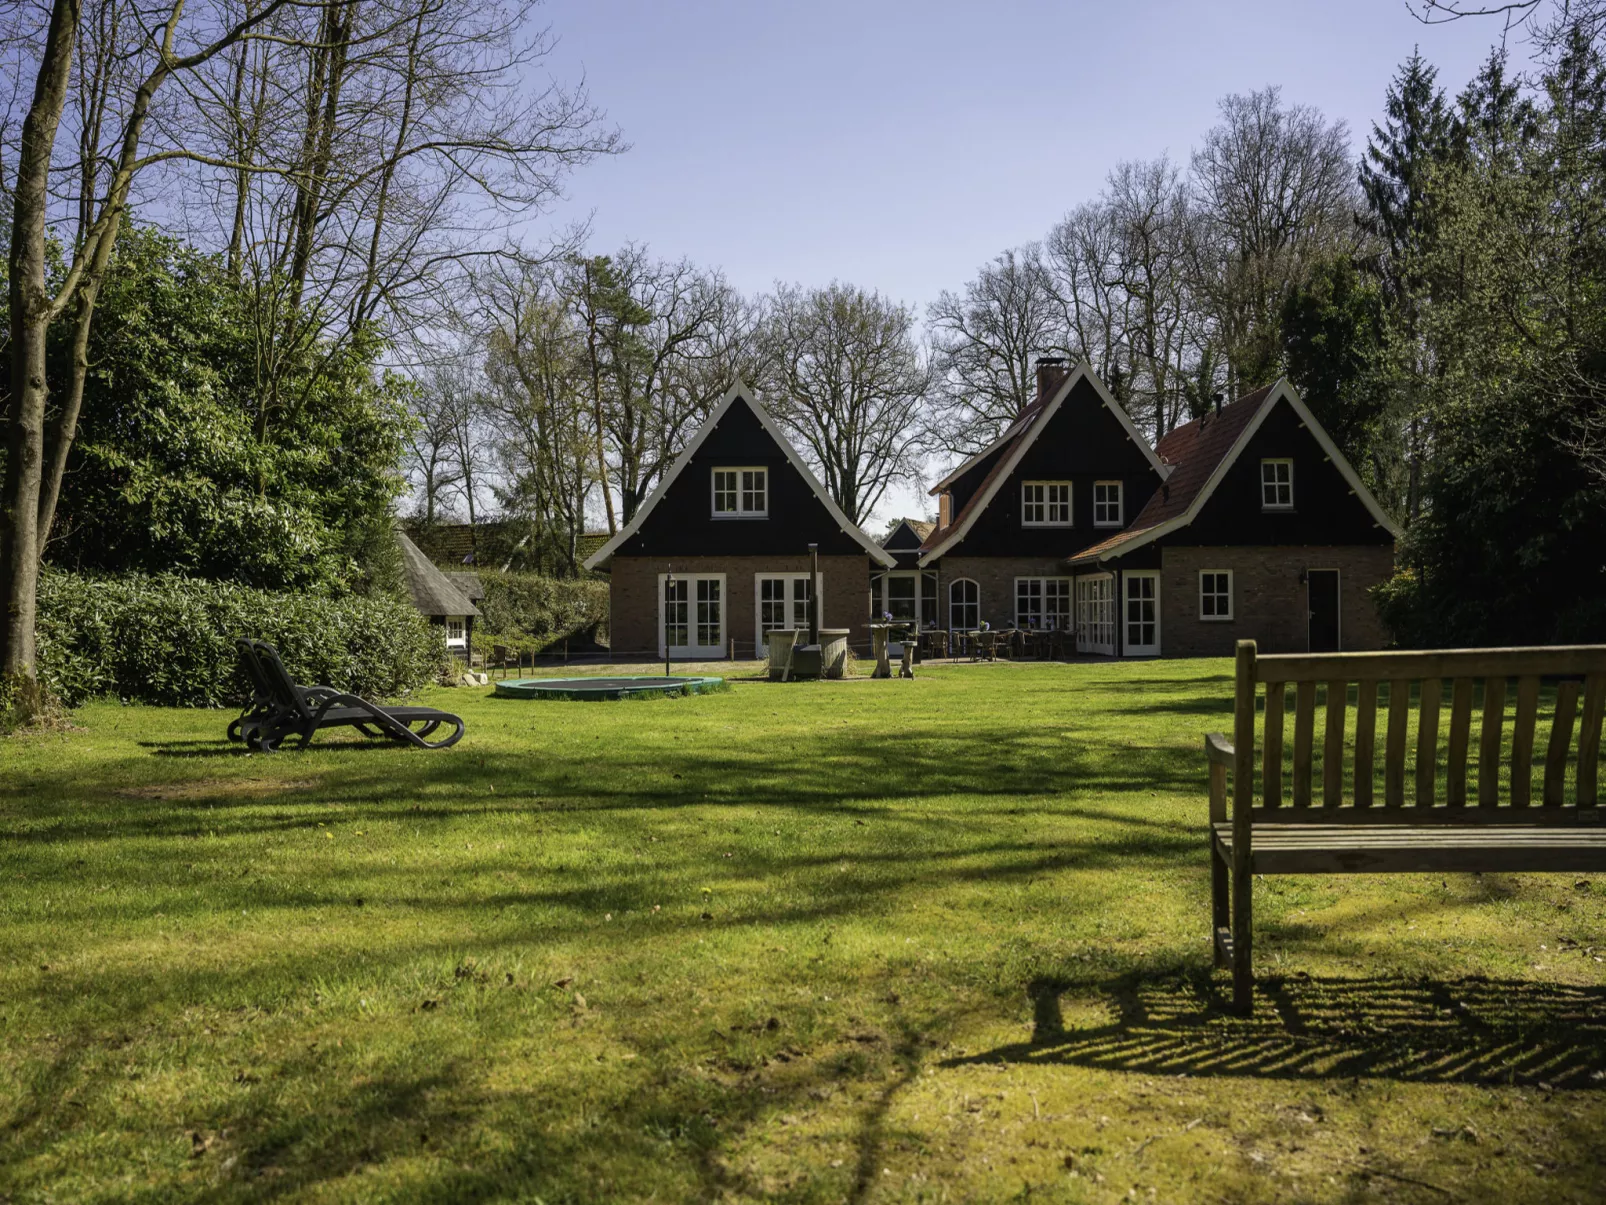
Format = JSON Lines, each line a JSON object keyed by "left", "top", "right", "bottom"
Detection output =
{"left": 1256, "top": 645, "right": 1606, "bottom": 683}
{"left": 1354, "top": 680, "right": 1378, "bottom": 809}
{"left": 1511, "top": 675, "right": 1540, "bottom": 807}
{"left": 1447, "top": 678, "right": 1474, "bottom": 807}
{"left": 1293, "top": 680, "right": 1316, "bottom": 808}
{"left": 1323, "top": 680, "right": 1346, "bottom": 808}
{"left": 1247, "top": 805, "right": 1605, "bottom": 826}
{"left": 1580, "top": 674, "right": 1604, "bottom": 808}
{"left": 1478, "top": 677, "right": 1507, "bottom": 807}
{"left": 1416, "top": 678, "right": 1441, "bottom": 807}
{"left": 1263, "top": 681, "right": 1285, "bottom": 809}
{"left": 1545, "top": 680, "right": 1580, "bottom": 806}
{"left": 1385, "top": 679, "right": 1409, "bottom": 808}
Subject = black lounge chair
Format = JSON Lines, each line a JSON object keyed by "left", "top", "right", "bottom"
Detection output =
{"left": 232, "top": 639, "right": 465, "bottom": 751}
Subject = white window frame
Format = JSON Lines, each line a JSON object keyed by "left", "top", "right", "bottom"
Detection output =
{"left": 1021, "top": 480, "right": 1073, "bottom": 527}
{"left": 1260, "top": 459, "right": 1294, "bottom": 510}
{"left": 1199, "top": 569, "right": 1234, "bottom": 622}
{"left": 444, "top": 616, "right": 467, "bottom": 648}
{"left": 1014, "top": 576, "right": 1072, "bottom": 630}
{"left": 711, "top": 467, "right": 768, "bottom": 518}
{"left": 1123, "top": 571, "right": 1161, "bottom": 656}
{"left": 1075, "top": 574, "right": 1115, "bottom": 656}
{"left": 658, "top": 572, "right": 726, "bottom": 659}
{"left": 755, "top": 573, "right": 820, "bottom": 653}
{"left": 1092, "top": 480, "right": 1124, "bottom": 528}
{"left": 949, "top": 578, "right": 980, "bottom": 632}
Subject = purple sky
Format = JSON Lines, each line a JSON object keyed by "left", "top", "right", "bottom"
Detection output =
{"left": 531, "top": 0, "right": 1534, "bottom": 527}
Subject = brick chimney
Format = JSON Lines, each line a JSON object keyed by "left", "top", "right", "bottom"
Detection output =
{"left": 1034, "top": 356, "right": 1070, "bottom": 408}
{"left": 938, "top": 492, "right": 952, "bottom": 529}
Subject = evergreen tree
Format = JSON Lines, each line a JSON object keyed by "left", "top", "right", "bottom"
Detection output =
{"left": 1360, "top": 49, "right": 1451, "bottom": 276}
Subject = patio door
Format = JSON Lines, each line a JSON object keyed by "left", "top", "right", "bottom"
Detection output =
{"left": 660, "top": 574, "right": 725, "bottom": 659}
{"left": 1075, "top": 574, "right": 1115, "bottom": 655}
{"left": 1123, "top": 571, "right": 1160, "bottom": 656}
{"left": 755, "top": 574, "right": 818, "bottom": 656}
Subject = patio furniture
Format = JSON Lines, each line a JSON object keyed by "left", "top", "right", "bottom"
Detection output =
{"left": 1207, "top": 639, "right": 1606, "bottom": 1014}
{"left": 920, "top": 628, "right": 949, "bottom": 659}
{"left": 235, "top": 639, "right": 466, "bottom": 752}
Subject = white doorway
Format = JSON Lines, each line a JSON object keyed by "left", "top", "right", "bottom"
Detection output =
{"left": 659, "top": 573, "right": 725, "bottom": 659}
{"left": 1123, "top": 571, "right": 1160, "bottom": 656}
{"left": 1075, "top": 574, "right": 1115, "bottom": 655}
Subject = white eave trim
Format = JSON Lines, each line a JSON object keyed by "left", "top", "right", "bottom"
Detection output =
{"left": 582, "top": 382, "right": 896, "bottom": 571}
{"left": 917, "top": 361, "right": 1170, "bottom": 567}
{"left": 1063, "top": 378, "right": 1402, "bottom": 567}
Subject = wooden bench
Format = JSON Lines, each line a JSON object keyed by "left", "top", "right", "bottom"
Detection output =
{"left": 1206, "top": 639, "right": 1606, "bottom": 1013}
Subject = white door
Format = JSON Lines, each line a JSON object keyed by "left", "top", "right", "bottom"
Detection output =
{"left": 755, "top": 574, "right": 818, "bottom": 656}
{"left": 1075, "top": 575, "right": 1115, "bottom": 656}
{"left": 1123, "top": 571, "right": 1160, "bottom": 656}
{"left": 660, "top": 574, "right": 725, "bottom": 659}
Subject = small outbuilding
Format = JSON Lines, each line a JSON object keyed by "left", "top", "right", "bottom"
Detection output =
{"left": 398, "top": 530, "right": 480, "bottom": 658}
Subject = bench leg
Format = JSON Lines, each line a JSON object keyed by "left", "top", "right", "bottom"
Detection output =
{"left": 1210, "top": 841, "right": 1229, "bottom": 970}
{"left": 1231, "top": 856, "right": 1253, "bottom": 1014}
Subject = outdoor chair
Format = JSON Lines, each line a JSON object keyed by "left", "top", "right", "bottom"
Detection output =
{"left": 232, "top": 639, "right": 466, "bottom": 752}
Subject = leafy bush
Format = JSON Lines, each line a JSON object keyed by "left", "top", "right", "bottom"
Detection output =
{"left": 36, "top": 571, "right": 444, "bottom": 707}
{"left": 475, "top": 571, "right": 609, "bottom": 650}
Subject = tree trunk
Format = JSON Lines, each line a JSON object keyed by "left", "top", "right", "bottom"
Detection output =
{"left": 2, "top": 0, "right": 82, "bottom": 690}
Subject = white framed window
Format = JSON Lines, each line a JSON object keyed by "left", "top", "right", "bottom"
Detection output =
{"left": 712, "top": 467, "right": 767, "bottom": 517}
{"left": 1260, "top": 459, "right": 1294, "bottom": 510}
{"left": 1124, "top": 571, "right": 1160, "bottom": 655}
{"left": 1093, "top": 481, "right": 1124, "bottom": 527}
{"left": 444, "top": 616, "right": 467, "bottom": 648}
{"left": 1075, "top": 575, "right": 1115, "bottom": 655}
{"left": 949, "top": 578, "right": 980, "bottom": 631}
{"left": 1199, "top": 570, "right": 1233, "bottom": 621}
{"left": 1021, "top": 480, "right": 1072, "bottom": 527}
{"left": 756, "top": 573, "right": 819, "bottom": 649}
{"left": 1015, "top": 577, "right": 1072, "bottom": 629}
{"left": 659, "top": 573, "right": 725, "bottom": 658}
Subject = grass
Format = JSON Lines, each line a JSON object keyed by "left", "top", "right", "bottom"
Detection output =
{"left": 1, "top": 657, "right": 1603, "bottom": 1203}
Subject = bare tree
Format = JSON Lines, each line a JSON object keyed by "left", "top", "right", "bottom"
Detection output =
{"left": 926, "top": 245, "right": 1068, "bottom": 454}
{"left": 762, "top": 282, "right": 931, "bottom": 523}
{"left": 1189, "top": 86, "right": 1360, "bottom": 395}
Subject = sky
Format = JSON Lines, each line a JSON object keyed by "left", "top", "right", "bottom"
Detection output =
{"left": 528, "top": 0, "right": 1537, "bottom": 531}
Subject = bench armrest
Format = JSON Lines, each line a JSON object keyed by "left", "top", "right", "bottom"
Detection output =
{"left": 1205, "top": 732, "right": 1235, "bottom": 767}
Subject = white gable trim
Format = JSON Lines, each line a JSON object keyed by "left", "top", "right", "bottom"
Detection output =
{"left": 1065, "top": 379, "right": 1403, "bottom": 566}
{"left": 582, "top": 383, "right": 896, "bottom": 571}
{"left": 918, "top": 361, "right": 1169, "bottom": 567}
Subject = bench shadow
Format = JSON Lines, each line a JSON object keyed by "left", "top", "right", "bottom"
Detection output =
{"left": 954, "top": 971, "right": 1606, "bottom": 1089}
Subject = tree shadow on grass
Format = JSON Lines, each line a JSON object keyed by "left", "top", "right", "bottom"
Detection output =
{"left": 958, "top": 969, "right": 1606, "bottom": 1089}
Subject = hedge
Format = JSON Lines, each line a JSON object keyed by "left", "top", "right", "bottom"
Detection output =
{"left": 475, "top": 571, "right": 609, "bottom": 651}
{"left": 36, "top": 571, "right": 444, "bottom": 707}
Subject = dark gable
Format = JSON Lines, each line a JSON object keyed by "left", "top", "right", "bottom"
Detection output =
{"left": 944, "top": 376, "right": 1163, "bottom": 557}
{"left": 1171, "top": 397, "right": 1393, "bottom": 547}
{"left": 614, "top": 394, "right": 865, "bottom": 557}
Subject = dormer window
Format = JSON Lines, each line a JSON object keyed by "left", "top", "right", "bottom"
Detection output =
{"left": 1093, "top": 481, "right": 1124, "bottom": 527}
{"left": 1260, "top": 459, "right": 1294, "bottom": 510}
{"left": 712, "top": 467, "right": 767, "bottom": 517}
{"left": 1021, "top": 481, "right": 1072, "bottom": 527}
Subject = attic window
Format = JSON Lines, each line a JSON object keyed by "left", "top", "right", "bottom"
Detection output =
{"left": 1021, "top": 481, "right": 1072, "bottom": 527}
{"left": 1260, "top": 459, "right": 1294, "bottom": 510}
{"left": 1093, "top": 481, "right": 1124, "bottom": 527}
{"left": 713, "top": 467, "right": 767, "bottom": 517}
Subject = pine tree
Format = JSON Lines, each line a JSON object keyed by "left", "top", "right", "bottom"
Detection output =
{"left": 1361, "top": 49, "right": 1451, "bottom": 271}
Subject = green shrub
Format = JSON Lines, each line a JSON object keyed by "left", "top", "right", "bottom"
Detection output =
{"left": 475, "top": 571, "right": 609, "bottom": 650}
{"left": 36, "top": 571, "right": 445, "bottom": 707}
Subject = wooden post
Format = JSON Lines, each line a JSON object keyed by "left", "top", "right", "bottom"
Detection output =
{"left": 1232, "top": 639, "right": 1256, "bottom": 1014}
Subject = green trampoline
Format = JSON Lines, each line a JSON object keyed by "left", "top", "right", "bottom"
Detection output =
{"left": 492, "top": 675, "right": 726, "bottom": 701}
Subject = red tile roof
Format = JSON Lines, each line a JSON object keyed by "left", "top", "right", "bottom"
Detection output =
{"left": 1067, "top": 384, "right": 1276, "bottom": 564}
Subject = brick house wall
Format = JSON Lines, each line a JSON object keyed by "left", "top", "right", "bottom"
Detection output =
{"left": 1158, "top": 545, "right": 1395, "bottom": 656}
{"left": 932, "top": 557, "right": 1072, "bottom": 630}
{"left": 608, "top": 555, "right": 873, "bottom": 658}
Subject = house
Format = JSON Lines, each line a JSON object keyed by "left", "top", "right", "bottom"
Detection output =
{"left": 872, "top": 518, "right": 937, "bottom": 625}
{"left": 398, "top": 530, "right": 480, "bottom": 658}
{"left": 917, "top": 360, "right": 1399, "bottom": 656}
{"left": 583, "top": 383, "right": 896, "bottom": 658}
{"left": 1062, "top": 378, "right": 1400, "bottom": 656}
{"left": 917, "top": 359, "right": 1170, "bottom": 640}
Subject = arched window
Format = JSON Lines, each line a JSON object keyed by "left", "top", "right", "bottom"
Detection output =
{"left": 949, "top": 579, "right": 980, "bottom": 631}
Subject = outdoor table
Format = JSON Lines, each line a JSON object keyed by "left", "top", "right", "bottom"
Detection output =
{"left": 868, "top": 623, "right": 915, "bottom": 678}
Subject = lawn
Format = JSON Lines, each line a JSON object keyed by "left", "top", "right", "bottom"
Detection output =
{"left": 2, "top": 658, "right": 1603, "bottom": 1203}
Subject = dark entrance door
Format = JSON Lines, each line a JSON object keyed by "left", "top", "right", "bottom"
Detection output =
{"left": 1307, "top": 569, "right": 1340, "bottom": 652}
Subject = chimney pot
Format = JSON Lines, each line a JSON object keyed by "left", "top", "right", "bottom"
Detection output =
{"left": 1033, "top": 357, "right": 1070, "bottom": 409}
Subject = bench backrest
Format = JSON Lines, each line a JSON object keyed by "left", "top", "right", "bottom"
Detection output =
{"left": 249, "top": 640, "right": 316, "bottom": 722}
{"left": 1227, "top": 640, "right": 1605, "bottom": 824}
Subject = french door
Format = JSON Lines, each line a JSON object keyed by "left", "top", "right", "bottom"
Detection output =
{"left": 756, "top": 574, "right": 818, "bottom": 655}
{"left": 660, "top": 574, "right": 725, "bottom": 659}
{"left": 1075, "top": 575, "right": 1115, "bottom": 655}
{"left": 1123, "top": 571, "right": 1160, "bottom": 656}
